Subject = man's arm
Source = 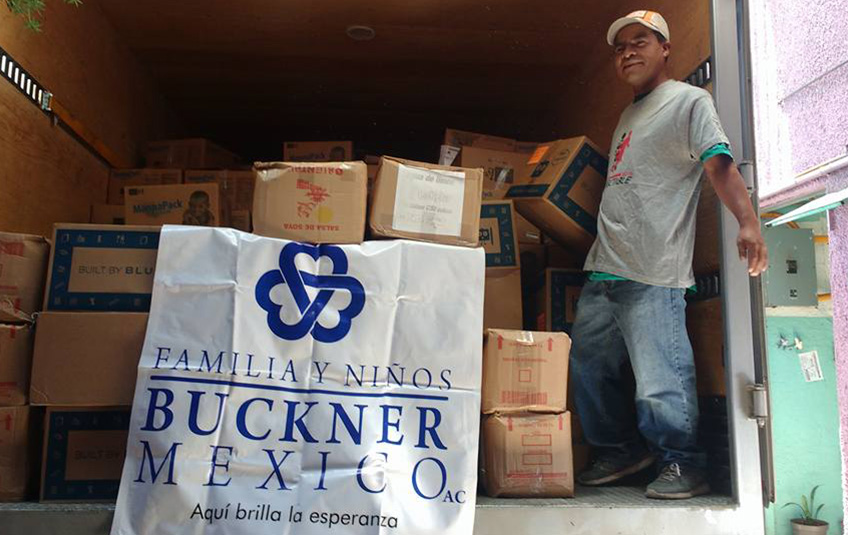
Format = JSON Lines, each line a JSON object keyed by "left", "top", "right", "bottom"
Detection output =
{"left": 703, "top": 154, "right": 769, "bottom": 276}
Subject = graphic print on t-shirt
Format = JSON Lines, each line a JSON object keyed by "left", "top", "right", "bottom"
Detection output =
{"left": 608, "top": 130, "right": 633, "bottom": 186}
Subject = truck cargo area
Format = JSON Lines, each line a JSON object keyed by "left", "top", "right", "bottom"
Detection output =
{"left": 0, "top": 0, "right": 768, "bottom": 534}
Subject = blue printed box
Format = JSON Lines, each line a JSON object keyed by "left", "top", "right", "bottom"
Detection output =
{"left": 505, "top": 136, "right": 608, "bottom": 253}
{"left": 479, "top": 200, "right": 520, "bottom": 269}
{"left": 45, "top": 224, "right": 160, "bottom": 312}
{"left": 40, "top": 406, "right": 130, "bottom": 502}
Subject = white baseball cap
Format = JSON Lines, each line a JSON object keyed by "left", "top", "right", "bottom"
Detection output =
{"left": 607, "top": 10, "right": 670, "bottom": 45}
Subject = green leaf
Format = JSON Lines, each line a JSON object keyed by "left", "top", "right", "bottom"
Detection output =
{"left": 24, "top": 16, "right": 41, "bottom": 32}
{"left": 809, "top": 485, "right": 820, "bottom": 511}
{"left": 814, "top": 504, "right": 824, "bottom": 520}
{"left": 801, "top": 495, "right": 809, "bottom": 517}
{"left": 7, "top": 0, "right": 82, "bottom": 31}
{"left": 8, "top": 0, "right": 25, "bottom": 15}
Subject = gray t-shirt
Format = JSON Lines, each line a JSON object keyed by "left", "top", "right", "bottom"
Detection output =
{"left": 583, "top": 80, "right": 730, "bottom": 288}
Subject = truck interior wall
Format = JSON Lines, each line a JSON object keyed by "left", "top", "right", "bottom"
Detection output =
{"left": 93, "top": 1, "right": 632, "bottom": 164}
{"left": 556, "top": 0, "right": 712, "bottom": 149}
{"left": 0, "top": 2, "right": 181, "bottom": 236}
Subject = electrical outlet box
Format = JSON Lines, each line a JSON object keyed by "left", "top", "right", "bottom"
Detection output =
{"left": 763, "top": 226, "right": 817, "bottom": 307}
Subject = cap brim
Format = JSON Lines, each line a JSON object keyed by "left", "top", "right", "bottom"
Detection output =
{"left": 606, "top": 17, "right": 657, "bottom": 45}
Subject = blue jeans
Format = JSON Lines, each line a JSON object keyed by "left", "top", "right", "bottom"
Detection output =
{"left": 570, "top": 280, "right": 706, "bottom": 469}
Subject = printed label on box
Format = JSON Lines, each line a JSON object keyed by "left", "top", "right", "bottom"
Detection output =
{"left": 48, "top": 227, "right": 160, "bottom": 312}
{"left": 68, "top": 248, "right": 157, "bottom": 294}
{"left": 65, "top": 430, "right": 128, "bottom": 481}
{"left": 500, "top": 391, "right": 548, "bottom": 405}
{"left": 393, "top": 164, "right": 465, "bottom": 236}
{"left": 521, "top": 435, "right": 552, "bottom": 447}
{"left": 479, "top": 203, "right": 518, "bottom": 268}
{"left": 42, "top": 408, "right": 131, "bottom": 501}
{"left": 479, "top": 218, "right": 502, "bottom": 255}
{"left": 522, "top": 453, "right": 553, "bottom": 466}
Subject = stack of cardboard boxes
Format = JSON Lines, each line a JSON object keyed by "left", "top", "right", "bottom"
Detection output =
{"left": 441, "top": 127, "right": 610, "bottom": 499}
{"left": 29, "top": 223, "right": 157, "bottom": 501}
{"left": 0, "top": 232, "right": 49, "bottom": 501}
{"left": 480, "top": 329, "right": 575, "bottom": 497}
{"left": 463, "top": 129, "right": 609, "bottom": 339}
{"left": 92, "top": 138, "right": 244, "bottom": 230}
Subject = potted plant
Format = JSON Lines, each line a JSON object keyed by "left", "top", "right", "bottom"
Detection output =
{"left": 783, "top": 485, "right": 829, "bottom": 534}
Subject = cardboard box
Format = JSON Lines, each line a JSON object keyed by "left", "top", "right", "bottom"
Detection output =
{"left": 687, "top": 298, "right": 726, "bottom": 396}
{"left": 482, "top": 329, "right": 570, "bottom": 414}
{"left": 90, "top": 204, "right": 125, "bottom": 225}
{"left": 0, "top": 232, "right": 49, "bottom": 323}
{"left": 0, "top": 324, "right": 33, "bottom": 406}
{"left": 230, "top": 209, "right": 252, "bottom": 233}
{"left": 185, "top": 169, "right": 255, "bottom": 228}
{"left": 484, "top": 268, "right": 523, "bottom": 332}
{"left": 145, "top": 138, "right": 239, "bottom": 169}
{"left": 546, "top": 242, "right": 584, "bottom": 270}
{"left": 443, "top": 128, "right": 516, "bottom": 152}
{"left": 0, "top": 405, "right": 33, "bottom": 500}
{"left": 519, "top": 243, "right": 546, "bottom": 281}
{"left": 45, "top": 224, "right": 160, "bottom": 312}
{"left": 369, "top": 156, "right": 484, "bottom": 247}
{"left": 41, "top": 406, "right": 130, "bottom": 502}
{"left": 253, "top": 161, "right": 368, "bottom": 244}
{"left": 108, "top": 169, "right": 182, "bottom": 205}
{"left": 532, "top": 269, "right": 585, "bottom": 335}
{"left": 30, "top": 312, "right": 148, "bottom": 406}
{"left": 694, "top": 180, "right": 721, "bottom": 275}
{"left": 480, "top": 201, "right": 520, "bottom": 269}
{"left": 515, "top": 212, "right": 542, "bottom": 244}
{"left": 482, "top": 412, "right": 574, "bottom": 498}
{"left": 125, "top": 183, "right": 220, "bottom": 227}
{"left": 185, "top": 169, "right": 255, "bottom": 211}
{"left": 515, "top": 141, "right": 539, "bottom": 154}
{"left": 507, "top": 137, "right": 607, "bottom": 253}
{"left": 366, "top": 164, "right": 379, "bottom": 194}
{"left": 283, "top": 141, "right": 354, "bottom": 162}
{"left": 459, "top": 147, "right": 528, "bottom": 200}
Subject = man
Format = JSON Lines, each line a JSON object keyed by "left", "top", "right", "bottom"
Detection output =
{"left": 570, "top": 10, "right": 768, "bottom": 500}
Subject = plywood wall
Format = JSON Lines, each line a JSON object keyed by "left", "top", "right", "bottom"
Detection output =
{"left": 0, "top": 82, "right": 108, "bottom": 236}
{"left": 556, "top": 0, "right": 712, "bottom": 150}
{"left": 0, "top": 0, "right": 181, "bottom": 237}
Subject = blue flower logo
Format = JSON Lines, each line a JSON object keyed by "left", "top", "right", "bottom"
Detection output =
{"left": 255, "top": 242, "right": 365, "bottom": 343}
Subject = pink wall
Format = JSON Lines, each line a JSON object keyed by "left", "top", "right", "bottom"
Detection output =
{"left": 751, "top": 0, "right": 848, "bottom": 519}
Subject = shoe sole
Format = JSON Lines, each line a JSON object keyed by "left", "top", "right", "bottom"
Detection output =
{"left": 578, "top": 455, "right": 655, "bottom": 486}
{"left": 645, "top": 482, "right": 711, "bottom": 500}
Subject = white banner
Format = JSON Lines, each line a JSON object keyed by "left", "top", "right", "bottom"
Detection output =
{"left": 111, "top": 226, "right": 484, "bottom": 535}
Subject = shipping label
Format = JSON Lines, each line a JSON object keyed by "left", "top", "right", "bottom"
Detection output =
{"left": 393, "top": 165, "right": 465, "bottom": 237}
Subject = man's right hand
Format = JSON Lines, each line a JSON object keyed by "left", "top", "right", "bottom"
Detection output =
{"left": 737, "top": 219, "right": 768, "bottom": 276}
